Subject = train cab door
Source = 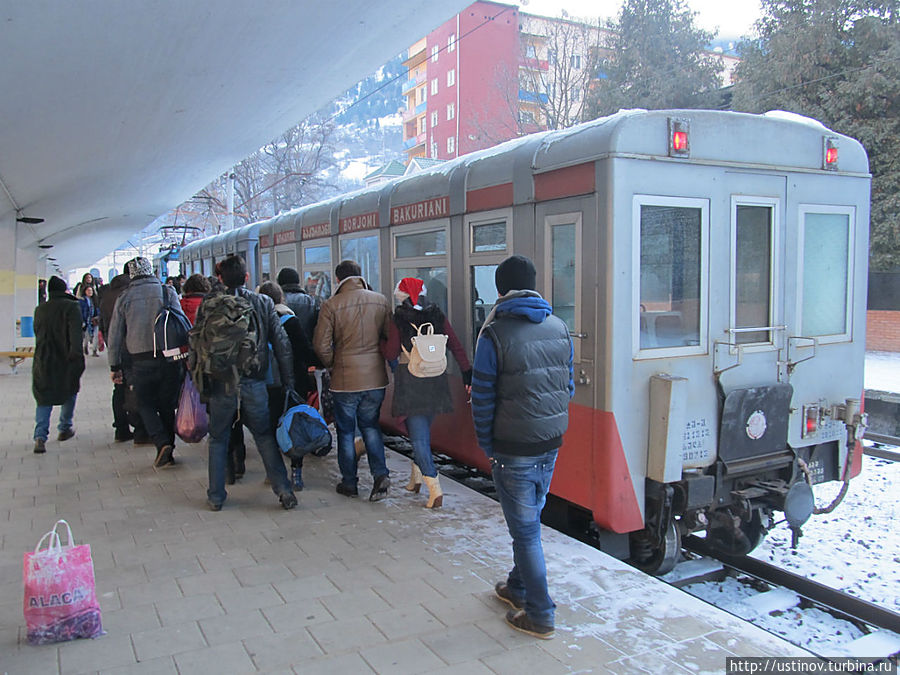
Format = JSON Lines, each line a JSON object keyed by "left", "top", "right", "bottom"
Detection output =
{"left": 714, "top": 175, "right": 790, "bottom": 478}
{"left": 534, "top": 198, "right": 598, "bottom": 512}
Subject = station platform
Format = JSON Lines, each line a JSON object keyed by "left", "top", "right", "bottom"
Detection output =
{"left": 0, "top": 356, "right": 807, "bottom": 674}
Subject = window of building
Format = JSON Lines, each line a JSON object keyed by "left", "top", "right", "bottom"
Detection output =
{"left": 570, "top": 54, "right": 582, "bottom": 69}
{"left": 447, "top": 136, "right": 455, "bottom": 154}
{"left": 447, "top": 103, "right": 455, "bottom": 120}
{"left": 525, "top": 44, "right": 536, "bottom": 58}
{"left": 447, "top": 69, "right": 455, "bottom": 87}
{"left": 418, "top": 116, "right": 426, "bottom": 135}
{"left": 417, "top": 86, "right": 426, "bottom": 105}
{"left": 431, "top": 141, "right": 438, "bottom": 158}
{"left": 431, "top": 78, "right": 438, "bottom": 95}
{"left": 519, "top": 110, "right": 535, "bottom": 124}
{"left": 431, "top": 45, "right": 439, "bottom": 62}
{"left": 448, "top": 34, "right": 456, "bottom": 52}
{"left": 547, "top": 49, "right": 556, "bottom": 65}
{"left": 431, "top": 111, "right": 438, "bottom": 128}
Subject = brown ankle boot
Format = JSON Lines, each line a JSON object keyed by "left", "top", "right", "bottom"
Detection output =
{"left": 405, "top": 461, "right": 422, "bottom": 493}
{"left": 423, "top": 475, "right": 443, "bottom": 509}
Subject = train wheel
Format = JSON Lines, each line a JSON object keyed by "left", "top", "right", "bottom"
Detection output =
{"left": 707, "top": 508, "right": 768, "bottom": 557}
{"left": 629, "top": 521, "right": 681, "bottom": 575}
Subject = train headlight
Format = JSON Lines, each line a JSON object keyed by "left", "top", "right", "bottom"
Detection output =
{"left": 802, "top": 404, "right": 819, "bottom": 437}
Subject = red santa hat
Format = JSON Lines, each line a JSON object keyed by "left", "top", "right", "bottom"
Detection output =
{"left": 394, "top": 277, "right": 426, "bottom": 308}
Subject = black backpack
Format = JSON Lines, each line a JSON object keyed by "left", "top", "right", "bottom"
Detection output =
{"left": 153, "top": 287, "right": 191, "bottom": 362}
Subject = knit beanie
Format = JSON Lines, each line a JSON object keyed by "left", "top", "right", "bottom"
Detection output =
{"left": 394, "top": 278, "right": 425, "bottom": 308}
{"left": 127, "top": 257, "right": 153, "bottom": 279}
{"left": 47, "top": 276, "right": 67, "bottom": 293}
{"left": 495, "top": 255, "right": 536, "bottom": 296}
{"left": 276, "top": 267, "right": 300, "bottom": 286}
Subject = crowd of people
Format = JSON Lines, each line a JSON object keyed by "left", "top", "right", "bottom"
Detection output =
{"left": 29, "top": 253, "right": 574, "bottom": 639}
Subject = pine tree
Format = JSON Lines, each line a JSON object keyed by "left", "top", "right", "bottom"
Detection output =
{"left": 586, "top": 0, "right": 723, "bottom": 118}
{"left": 731, "top": 0, "right": 900, "bottom": 270}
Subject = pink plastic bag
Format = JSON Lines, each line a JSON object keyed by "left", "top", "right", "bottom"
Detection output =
{"left": 175, "top": 372, "right": 208, "bottom": 443}
{"left": 23, "top": 520, "right": 102, "bottom": 645}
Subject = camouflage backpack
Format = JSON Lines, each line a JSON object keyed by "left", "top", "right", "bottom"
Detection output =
{"left": 188, "top": 292, "right": 261, "bottom": 397}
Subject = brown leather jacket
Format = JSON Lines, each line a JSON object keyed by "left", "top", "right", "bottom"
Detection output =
{"left": 313, "top": 276, "right": 391, "bottom": 392}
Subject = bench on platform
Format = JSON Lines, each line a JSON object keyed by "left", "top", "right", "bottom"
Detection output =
{"left": 1, "top": 347, "right": 35, "bottom": 373}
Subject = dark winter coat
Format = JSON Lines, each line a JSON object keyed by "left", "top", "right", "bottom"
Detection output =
{"left": 32, "top": 290, "right": 85, "bottom": 406}
{"left": 99, "top": 274, "right": 130, "bottom": 337}
{"left": 281, "top": 283, "right": 319, "bottom": 341}
{"left": 382, "top": 299, "right": 472, "bottom": 418}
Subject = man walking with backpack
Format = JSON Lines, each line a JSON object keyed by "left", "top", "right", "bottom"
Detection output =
{"left": 192, "top": 255, "right": 298, "bottom": 511}
{"left": 107, "top": 257, "right": 185, "bottom": 468}
{"left": 313, "top": 260, "right": 392, "bottom": 501}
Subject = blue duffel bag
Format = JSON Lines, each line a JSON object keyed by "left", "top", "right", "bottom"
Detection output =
{"left": 276, "top": 397, "right": 332, "bottom": 462}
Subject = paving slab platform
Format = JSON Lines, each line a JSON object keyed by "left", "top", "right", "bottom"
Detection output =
{"left": 0, "top": 356, "right": 807, "bottom": 674}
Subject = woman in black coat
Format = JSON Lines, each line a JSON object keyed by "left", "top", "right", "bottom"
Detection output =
{"left": 32, "top": 276, "right": 85, "bottom": 453}
{"left": 382, "top": 278, "right": 471, "bottom": 508}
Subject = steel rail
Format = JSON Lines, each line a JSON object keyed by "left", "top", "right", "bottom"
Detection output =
{"left": 863, "top": 434, "right": 900, "bottom": 460}
{"left": 683, "top": 535, "right": 900, "bottom": 634}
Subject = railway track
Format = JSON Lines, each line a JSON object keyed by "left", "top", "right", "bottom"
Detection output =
{"left": 863, "top": 435, "right": 900, "bottom": 461}
{"left": 675, "top": 535, "right": 900, "bottom": 659}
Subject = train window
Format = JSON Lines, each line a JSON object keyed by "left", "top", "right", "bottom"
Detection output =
{"left": 799, "top": 206, "right": 854, "bottom": 341}
{"left": 732, "top": 201, "right": 777, "bottom": 345}
{"left": 340, "top": 234, "right": 380, "bottom": 294}
{"left": 470, "top": 265, "right": 499, "bottom": 351}
{"left": 545, "top": 214, "right": 581, "bottom": 336}
{"left": 304, "top": 245, "right": 330, "bottom": 265}
{"left": 472, "top": 221, "right": 506, "bottom": 252}
{"left": 395, "top": 266, "right": 448, "bottom": 315}
{"left": 634, "top": 196, "right": 708, "bottom": 356}
{"left": 302, "top": 243, "right": 332, "bottom": 301}
{"left": 274, "top": 247, "right": 296, "bottom": 276}
{"left": 395, "top": 229, "right": 446, "bottom": 258}
{"left": 260, "top": 252, "right": 271, "bottom": 283}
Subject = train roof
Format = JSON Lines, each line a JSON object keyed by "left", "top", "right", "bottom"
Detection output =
{"left": 244, "top": 109, "right": 869, "bottom": 240}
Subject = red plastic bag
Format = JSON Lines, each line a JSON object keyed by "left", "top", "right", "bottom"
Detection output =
{"left": 176, "top": 372, "right": 208, "bottom": 443}
{"left": 23, "top": 520, "right": 102, "bottom": 645}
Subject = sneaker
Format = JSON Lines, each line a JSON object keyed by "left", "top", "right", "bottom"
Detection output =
{"left": 494, "top": 582, "right": 524, "bottom": 610}
{"left": 207, "top": 500, "right": 223, "bottom": 512}
{"left": 336, "top": 482, "right": 359, "bottom": 497}
{"left": 505, "top": 609, "right": 554, "bottom": 640}
{"left": 292, "top": 466, "right": 304, "bottom": 490}
{"left": 279, "top": 492, "right": 298, "bottom": 510}
{"left": 57, "top": 428, "right": 75, "bottom": 442}
{"left": 33, "top": 438, "right": 46, "bottom": 454}
{"left": 369, "top": 474, "right": 390, "bottom": 502}
{"left": 114, "top": 430, "right": 134, "bottom": 443}
{"left": 153, "top": 444, "right": 175, "bottom": 468}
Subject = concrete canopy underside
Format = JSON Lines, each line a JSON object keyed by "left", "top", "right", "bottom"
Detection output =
{"left": 0, "top": 1, "right": 468, "bottom": 271}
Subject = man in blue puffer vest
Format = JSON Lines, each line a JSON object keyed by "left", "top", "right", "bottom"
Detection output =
{"left": 471, "top": 255, "right": 574, "bottom": 640}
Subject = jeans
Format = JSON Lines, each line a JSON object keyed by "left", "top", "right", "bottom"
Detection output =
{"left": 491, "top": 448, "right": 558, "bottom": 628}
{"left": 207, "top": 376, "right": 292, "bottom": 506}
{"left": 34, "top": 394, "right": 77, "bottom": 440}
{"left": 406, "top": 414, "right": 437, "bottom": 477}
{"left": 332, "top": 389, "right": 388, "bottom": 487}
{"left": 129, "top": 359, "right": 183, "bottom": 451}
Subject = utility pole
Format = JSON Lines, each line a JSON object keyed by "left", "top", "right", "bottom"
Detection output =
{"left": 226, "top": 172, "right": 235, "bottom": 231}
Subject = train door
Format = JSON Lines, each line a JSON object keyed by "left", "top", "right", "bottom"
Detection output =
{"left": 340, "top": 232, "right": 380, "bottom": 295}
{"left": 301, "top": 240, "right": 332, "bottom": 301}
{"left": 534, "top": 198, "right": 597, "bottom": 512}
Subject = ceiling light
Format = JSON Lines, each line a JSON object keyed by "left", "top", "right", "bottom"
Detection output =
{"left": 17, "top": 216, "right": 44, "bottom": 224}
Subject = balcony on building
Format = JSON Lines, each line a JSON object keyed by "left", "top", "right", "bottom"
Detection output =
{"left": 403, "top": 38, "right": 428, "bottom": 69}
{"left": 402, "top": 71, "right": 427, "bottom": 95}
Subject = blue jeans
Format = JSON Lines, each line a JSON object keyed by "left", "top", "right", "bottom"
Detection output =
{"left": 34, "top": 394, "right": 77, "bottom": 440}
{"left": 333, "top": 389, "right": 388, "bottom": 487}
{"left": 207, "top": 377, "right": 292, "bottom": 506}
{"left": 491, "top": 449, "right": 558, "bottom": 628}
{"left": 406, "top": 414, "right": 437, "bottom": 477}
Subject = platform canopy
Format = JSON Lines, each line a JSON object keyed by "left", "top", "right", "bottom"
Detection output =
{"left": 0, "top": 1, "right": 468, "bottom": 271}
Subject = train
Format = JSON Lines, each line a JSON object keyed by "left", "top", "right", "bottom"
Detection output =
{"left": 180, "top": 109, "right": 871, "bottom": 573}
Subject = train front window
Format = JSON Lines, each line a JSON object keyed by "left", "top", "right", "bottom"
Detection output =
{"left": 638, "top": 203, "right": 704, "bottom": 351}
{"left": 394, "top": 266, "right": 448, "bottom": 314}
{"left": 800, "top": 208, "right": 853, "bottom": 339}
{"left": 341, "top": 234, "right": 380, "bottom": 293}
{"left": 734, "top": 203, "right": 775, "bottom": 345}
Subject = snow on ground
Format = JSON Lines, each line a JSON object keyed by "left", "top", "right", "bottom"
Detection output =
{"left": 865, "top": 351, "right": 900, "bottom": 392}
{"left": 750, "top": 455, "right": 899, "bottom": 611}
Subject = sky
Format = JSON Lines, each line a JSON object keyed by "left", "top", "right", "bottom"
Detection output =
{"left": 518, "top": 0, "right": 763, "bottom": 40}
